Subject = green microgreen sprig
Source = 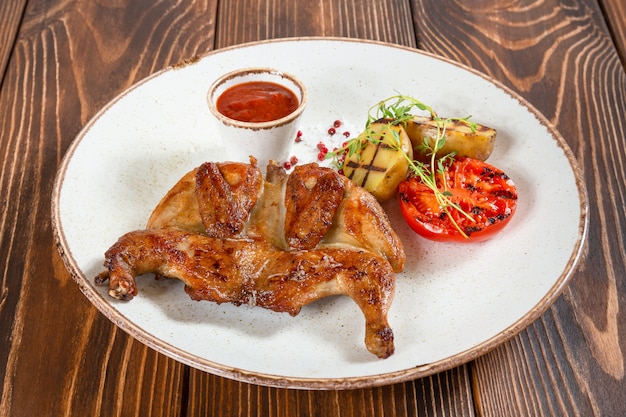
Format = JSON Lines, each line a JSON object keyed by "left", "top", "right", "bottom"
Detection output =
{"left": 327, "top": 94, "right": 478, "bottom": 238}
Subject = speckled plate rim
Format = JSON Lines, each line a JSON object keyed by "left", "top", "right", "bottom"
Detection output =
{"left": 51, "top": 37, "right": 588, "bottom": 390}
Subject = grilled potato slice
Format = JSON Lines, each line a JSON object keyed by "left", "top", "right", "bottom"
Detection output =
{"left": 405, "top": 116, "right": 496, "bottom": 162}
{"left": 343, "top": 121, "right": 413, "bottom": 201}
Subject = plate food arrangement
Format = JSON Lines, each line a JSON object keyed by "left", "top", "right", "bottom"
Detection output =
{"left": 52, "top": 38, "right": 587, "bottom": 389}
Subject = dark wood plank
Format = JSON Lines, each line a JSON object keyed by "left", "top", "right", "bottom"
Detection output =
{"left": 2, "top": 0, "right": 622, "bottom": 416}
{"left": 0, "top": 1, "right": 26, "bottom": 79}
{"left": 187, "top": 367, "right": 474, "bottom": 417}
{"left": 600, "top": 0, "right": 626, "bottom": 64}
{"left": 411, "top": 0, "right": 626, "bottom": 415}
{"left": 0, "top": 0, "right": 217, "bottom": 415}
{"left": 215, "top": 0, "right": 416, "bottom": 48}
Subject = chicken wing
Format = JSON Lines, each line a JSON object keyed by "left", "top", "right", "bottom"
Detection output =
{"left": 147, "top": 161, "right": 405, "bottom": 271}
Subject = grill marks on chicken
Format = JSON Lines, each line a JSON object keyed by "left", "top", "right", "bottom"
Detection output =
{"left": 96, "top": 229, "right": 396, "bottom": 358}
{"left": 96, "top": 160, "right": 405, "bottom": 358}
{"left": 284, "top": 166, "right": 345, "bottom": 250}
{"left": 196, "top": 161, "right": 262, "bottom": 238}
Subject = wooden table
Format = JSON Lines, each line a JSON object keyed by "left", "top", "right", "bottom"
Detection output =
{"left": 1, "top": 0, "right": 624, "bottom": 415}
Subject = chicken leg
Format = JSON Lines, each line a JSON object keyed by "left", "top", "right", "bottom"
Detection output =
{"left": 96, "top": 228, "right": 395, "bottom": 358}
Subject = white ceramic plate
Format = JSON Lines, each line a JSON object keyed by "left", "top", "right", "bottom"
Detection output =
{"left": 52, "top": 38, "right": 588, "bottom": 389}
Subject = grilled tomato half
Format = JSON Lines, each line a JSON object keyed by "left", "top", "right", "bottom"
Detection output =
{"left": 398, "top": 156, "right": 518, "bottom": 242}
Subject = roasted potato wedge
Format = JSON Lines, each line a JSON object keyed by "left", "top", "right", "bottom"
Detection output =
{"left": 405, "top": 116, "right": 496, "bottom": 162}
{"left": 343, "top": 121, "right": 413, "bottom": 201}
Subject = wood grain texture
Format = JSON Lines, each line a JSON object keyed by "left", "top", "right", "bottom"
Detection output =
{"left": 1, "top": 0, "right": 625, "bottom": 416}
{"left": 0, "top": 0, "right": 216, "bottom": 416}
{"left": 412, "top": 0, "right": 626, "bottom": 415}
{"left": 215, "top": 0, "right": 416, "bottom": 48}
{"left": 600, "top": 0, "right": 626, "bottom": 64}
{"left": 187, "top": 367, "right": 475, "bottom": 417}
{"left": 0, "top": 1, "right": 26, "bottom": 80}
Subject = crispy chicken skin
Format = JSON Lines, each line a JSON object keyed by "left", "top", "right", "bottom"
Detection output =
{"left": 283, "top": 165, "right": 345, "bottom": 250}
{"left": 195, "top": 161, "right": 263, "bottom": 238}
{"left": 95, "top": 229, "right": 395, "bottom": 358}
{"left": 147, "top": 161, "right": 405, "bottom": 271}
{"left": 96, "top": 160, "right": 405, "bottom": 358}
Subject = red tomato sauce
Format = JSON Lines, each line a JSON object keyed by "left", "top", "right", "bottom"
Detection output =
{"left": 216, "top": 81, "right": 299, "bottom": 123}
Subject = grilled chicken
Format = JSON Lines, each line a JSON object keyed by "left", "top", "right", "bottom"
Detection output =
{"left": 96, "top": 160, "right": 405, "bottom": 358}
